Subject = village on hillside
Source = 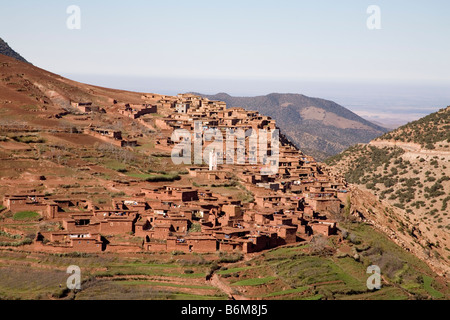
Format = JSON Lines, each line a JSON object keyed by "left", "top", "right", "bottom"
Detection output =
{"left": 1, "top": 93, "right": 349, "bottom": 254}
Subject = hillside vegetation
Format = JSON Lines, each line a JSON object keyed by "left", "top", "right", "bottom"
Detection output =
{"left": 0, "top": 38, "right": 28, "bottom": 63}
{"left": 377, "top": 106, "right": 450, "bottom": 149}
{"left": 214, "top": 222, "right": 448, "bottom": 300}
{"left": 326, "top": 106, "right": 450, "bottom": 275}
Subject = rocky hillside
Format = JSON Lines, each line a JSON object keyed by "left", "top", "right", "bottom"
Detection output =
{"left": 0, "top": 53, "right": 448, "bottom": 297}
{"left": 0, "top": 38, "right": 28, "bottom": 63}
{"left": 197, "top": 92, "right": 387, "bottom": 161}
{"left": 326, "top": 106, "right": 450, "bottom": 275}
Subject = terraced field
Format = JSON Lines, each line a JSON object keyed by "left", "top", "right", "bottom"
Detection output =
{"left": 0, "top": 221, "right": 447, "bottom": 300}
{"left": 0, "top": 250, "right": 226, "bottom": 300}
{"left": 214, "top": 223, "right": 449, "bottom": 300}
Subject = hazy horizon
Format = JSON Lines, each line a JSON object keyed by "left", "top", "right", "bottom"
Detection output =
{"left": 63, "top": 72, "right": 450, "bottom": 128}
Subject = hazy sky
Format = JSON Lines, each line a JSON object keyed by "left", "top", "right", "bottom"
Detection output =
{"left": 1, "top": 0, "right": 450, "bottom": 123}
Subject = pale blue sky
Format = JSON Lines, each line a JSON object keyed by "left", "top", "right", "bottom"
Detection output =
{"left": 1, "top": 1, "right": 450, "bottom": 123}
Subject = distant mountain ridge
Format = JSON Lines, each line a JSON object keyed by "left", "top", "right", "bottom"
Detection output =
{"left": 195, "top": 92, "right": 387, "bottom": 161}
{"left": 0, "top": 37, "right": 28, "bottom": 63}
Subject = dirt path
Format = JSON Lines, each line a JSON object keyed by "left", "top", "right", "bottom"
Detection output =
{"left": 209, "top": 274, "right": 249, "bottom": 300}
{"left": 369, "top": 140, "right": 450, "bottom": 159}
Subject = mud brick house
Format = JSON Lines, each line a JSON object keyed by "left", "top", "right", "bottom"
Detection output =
{"left": 167, "top": 233, "right": 217, "bottom": 253}
{"left": 144, "top": 239, "right": 167, "bottom": 252}
{"left": 144, "top": 233, "right": 217, "bottom": 253}
{"left": 85, "top": 126, "right": 122, "bottom": 140}
{"left": 134, "top": 218, "right": 152, "bottom": 237}
{"left": 221, "top": 204, "right": 242, "bottom": 218}
{"left": 141, "top": 186, "right": 199, "bottom": 202}
{"left": 151, "top": 220, "right": 173, "bottom": 239}
{"left": 256, "top": 182, "right": 280, "bottom": 191}
{"left": 218, "top": 215, "right": 244, "bottom": 228}
{"left": 41, "top": 231, "right": 103, "bottom": 252}
{"left": 218, "top": 239, "right": 243, "bottom": 252}
{"left": 45, "top": 198, "right": 95, "bottom": 219}
{"left": 113, "top": 199, "right": 149, "bottom": 213}
{"left": 269, "top": 225, "right": 298, "bottom": 244}
{"left": 62, "top": 214, "right": 100, "bottom": 233}
{"left": 46, "top": 201, "right": 73, "bottom": 219}
{"left": 3, "top": 194, "right": 47, "bottom": 214}
{"left": 210, "top": 227, "right": 251, "bottom": 242}
{"left": 190, "top": 168, "right": 229, "bottom": 181}
{"left": 49, "top": 199, "right": 91, "bottom": 211}
{"left": 243, "top": 233, "right": 276, "bottom": 253}
{"left": 70, "top": 101, "right": 101, "bottom": 113}
{"left": 272, "top": 214, "right": 293, "bottom": 226}
{"left": 120, "top": 103, "right": 157, "bottom": 119}
{"left": 175, "top": 102, "right": 191, "bottom": 114}
{"left": 247, "top": 173, "right": 276, "bottom": 185}
{"left": 46, "top": 202, "right": 60, "bottom": 219}
{"left": 307, "top": 197, "right": 341, "bottom": 214}
{"left": 69, "top": 233, "right": 103, "bottom": 252}
{"left": 306, "top": 187, "right": 336, "bottom": 198}
{"left": 187, "top": 166, "right": 208, "bottom": 177}
{"left": 166, "top": 216, "right": 190, "bottom": 233}
{"left": 309, "top": 220, "right": 337, "bottom": 236}
{"left": 255, "top": 194, "right": 287, "bottom": 208}
{"left": 150, "top": 203, "right": 171, "bottom": 216}
{"left": 141, "top": 94, "right": 161, "bottom": 101}
{"left": 93, "top": 210, "right": 138, "bottom": 235}
{"left": 157, "top": 96, "right": 177, "bottom": 108}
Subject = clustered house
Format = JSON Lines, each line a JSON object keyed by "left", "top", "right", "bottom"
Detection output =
{"left": 3, "top": 93, "right": 347, "bottom": 254}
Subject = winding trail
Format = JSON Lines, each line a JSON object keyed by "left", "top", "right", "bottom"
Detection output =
{"left": 369, "top": 140, "right": 450, "bottom": 159}
{"left": 209, "top": 274, "right": 250, "bottom": 300}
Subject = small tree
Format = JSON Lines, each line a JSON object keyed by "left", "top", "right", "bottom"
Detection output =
{"left": 344, "top": 195, "right": 351, "bottom": 220}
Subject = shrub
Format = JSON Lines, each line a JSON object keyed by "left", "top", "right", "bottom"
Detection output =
{"left": 218, "top": 252, "right": 243, "bottom": 263}
{"left": 188, "top": 223, "right": 202, "bottom": 233}
{"left": 145, "top": 173, "right": 181, "bottom": 182}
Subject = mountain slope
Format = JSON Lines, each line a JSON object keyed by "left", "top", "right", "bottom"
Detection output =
{"left": 0, "top": 38, "right": 28, "bottom": 63}
{"left": 0, "top": 53, "right": 448, "bottom": 296}
{"left": 197, "top": 92, "right": 388, "bottom": 161}
{"left": 0, "top": 53, "right": 156, "bottom": 128}
{"left": 326, "top": 106, "right": 450, "bottom": 276}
